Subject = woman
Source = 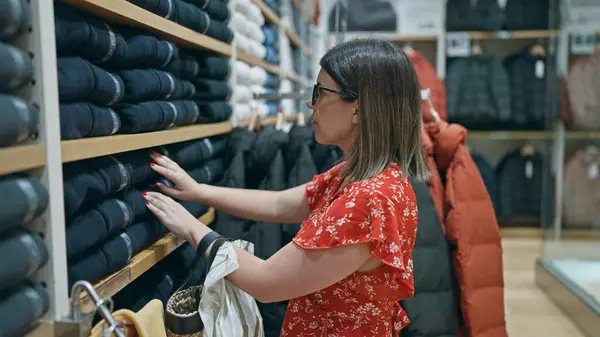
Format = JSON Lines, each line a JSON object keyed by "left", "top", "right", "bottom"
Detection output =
{"left": 144, "top": 39, "right": 429, "bottom": 336}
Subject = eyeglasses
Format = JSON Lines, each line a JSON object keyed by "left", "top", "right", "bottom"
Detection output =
{"left": 311, "top": 84, "right": 357, "bottom": 106}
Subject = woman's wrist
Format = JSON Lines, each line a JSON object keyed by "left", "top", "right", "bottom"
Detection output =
{"left": 193, "top": 183, "right": 209, "bottom": 203}
{"left": 186, "top": 222, "right": 212, "bottom": 248}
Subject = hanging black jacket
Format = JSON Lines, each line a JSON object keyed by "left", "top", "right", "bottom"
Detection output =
{"left": 471, "top": 152, "right": 499, "bottom": 215}
{"left": 328, "top": 0, "right": 396, "bottom": 32}
{"left": 446, "top": 0, "right": 503, "bottom": 31}
{"left": 446, "top": 54, "right": 512, "bottom": 129}
{"left": 504, "top": 0, "right": 549, "bottom": 30}
{"left": 312, "top": 143, "right": 341, "bottom": 173}
{"left": 503, "top": 51, "right": 548, "bottom": 130}
{"left": 283, "top": 125, "right": 318, "bottom": 243}
{"left": 400, "top": 179, "right": 456, "bottom": 337}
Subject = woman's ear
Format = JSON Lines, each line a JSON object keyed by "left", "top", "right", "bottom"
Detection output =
{"left": 351, "top": 101, "right": 359, "bottom": 125}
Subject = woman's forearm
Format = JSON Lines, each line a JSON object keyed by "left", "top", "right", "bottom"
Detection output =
{"left": 195, "top": 184, "right": 282, "bottom": 223}
{"left": 194, "top": 183, "right": 310, "bottom": 224}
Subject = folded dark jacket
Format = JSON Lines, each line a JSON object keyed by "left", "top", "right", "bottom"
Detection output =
{"left": 0, "top": 95, "right": 38, "bottom": 147}
{"left": 0, "top": 283, "right": 49, "bottom": 337}
{"left": 54, "top": 3, "right": 127, "bottom": 66}
{"left": 116, "top": 100, "right": 200, "bottom": 133}
{"left": 60, "top": 102, "right": 121, "bottom": 140}
{"left": 128, "top": 0, "right": 177, "bottom": 20}
{"left": 119, "top": 34, "right": 179, "bottom": 69}
{"left": 57, "top": 57, "right": 124, "bottom": 106}
{"left": 196, "top": 55, "right": 230, "bottom": 80}
{"left": 196, "top": 101, "right": 232, "bottom": 123}
{"left": 183, "top": 0, "right": 230, "bottom": 22}
{"left": 165, "top": 51, "right": 199, "bottom": 80}
{"left": 0, "top": 176, "right": 49, "bottom": 234}
{"left": 167, "top": 135, "right": 226, "bottom": 169}
{"left": 0, "top": 41, "right": 33, "bottom": 93}
{"left": 192, "top": 79, "right": 231, "bottom": 101}
{"left": 187, "top": 157, "right": 225, "bottom": 184}
{"left": 120, "top": 69, "right": 194, "bottom": 102}
{"left": 0, "top": 230, "right": 48, "bottom": 293}
{"left": 0, "top": 0, "right": 29, "bottom": 42}
{"left": 66, "top": 198, "right": 134, "bottom": 260}
{"left": 175, "top": 0, "right": 233, "bottom": 42}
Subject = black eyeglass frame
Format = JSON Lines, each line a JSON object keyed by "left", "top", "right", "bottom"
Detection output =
{"left": 311, "top": 84, "right": 358, "bottom": 106}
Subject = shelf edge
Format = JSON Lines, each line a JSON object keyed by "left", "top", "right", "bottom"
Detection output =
{"left": 0, "top": 144, "right": 45, "bottom": 175}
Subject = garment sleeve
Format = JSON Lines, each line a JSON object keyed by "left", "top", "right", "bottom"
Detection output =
{"left": 294, "top": 190, "right": 418, "bottom": 276}
{"left": 304, "top": 164, "right": 340, "bottom": 210}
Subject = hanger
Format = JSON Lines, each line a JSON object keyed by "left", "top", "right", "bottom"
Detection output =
{"left": 275, "top": 108, "right": 284, "bottom": 131}
{"left": 520, "top": 143, "right": 536, "bottom": 156}
{"left": 296, "top": 112, "right": 306, "bottom": 126}
{"left": 403, "top": 41, "right": 415, "bottom": 56}
{"left": 471, "top": 41, "right": 482, "bottom": 55}
{"left": 247, "top": 113, "right": 261, "bottom": 132}
{"left": 530, "top": 43, "right": 546, "bottom": 56}
{"left": 420, "top": 88, "right": 440, "bottom": 122}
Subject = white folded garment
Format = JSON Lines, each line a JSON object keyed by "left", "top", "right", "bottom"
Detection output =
{"left": 233, "top": 32, "right": 251, "bottom": 53}
{"left": 248, "top": 40, "right": 266, "bottom": 59}
{"left": 249, "top": 66, "right": 267, "bottom": 86}
{"left": 231, "top": 85, "right": 253, "bottom": 104}
{"left": 233, "top": 104, "right": 251, "bottom": 120}
{"left": 246, "top": 22, "right": 265, "bottom": 43}
{"left": 234, "top": 61, "right": 252, "bottom": 85}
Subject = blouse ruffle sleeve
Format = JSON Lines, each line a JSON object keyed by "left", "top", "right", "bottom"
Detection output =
{"left": 294, "top": 187, "right": 418, "bottom": 278}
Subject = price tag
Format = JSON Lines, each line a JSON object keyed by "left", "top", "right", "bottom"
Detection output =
{"left": 525, "top": 161, "right": 534, "bottom": 179}
{"left": 588, "top": 163, "right": 599, "bottom": 179}
{"left": 535, "top": 60, "right": 545, "bottom": 79}
{"left": 495, "top": 31, "right": 512, "bottom": 39}
{"left": 571, "top": 32, "right": 596, "bottom": 54}
{"left": 446, "top": 32, "right": 471, "bottom": 57}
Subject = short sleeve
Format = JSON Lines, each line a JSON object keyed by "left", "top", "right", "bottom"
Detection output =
{"left": 305, "top": 165, "right": 341, "bottom": 210}
{"left": 294, "top": 189, "right": 418, "bottom": 276}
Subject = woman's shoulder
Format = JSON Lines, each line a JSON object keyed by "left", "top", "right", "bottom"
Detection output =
{"left": 346, "top": 163, "right": 415, "bottom": 205}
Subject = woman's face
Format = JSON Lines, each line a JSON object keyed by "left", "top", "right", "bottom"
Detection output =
{"left": 307, "top": 69, "right": 358, "bottom": 152}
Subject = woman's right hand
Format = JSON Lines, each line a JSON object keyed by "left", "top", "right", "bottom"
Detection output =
{"left": 149, "top": 151, "right": 202, "bottom": 202}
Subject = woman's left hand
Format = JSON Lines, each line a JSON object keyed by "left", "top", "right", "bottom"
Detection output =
{"left": 144, "top": 191, "right": 207, "bottom": 242}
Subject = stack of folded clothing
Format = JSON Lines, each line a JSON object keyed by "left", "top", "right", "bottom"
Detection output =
{"left": 65, "top": 135, "right": 227, "bottom": 289}
{"left": 128, "top": 0, "right": 233, "bottom": 43}
{"left": 0, "top": 2, "right": 51, "bottom": 336}
{"left": 54, "top": 3, "right": 228, "bottom": 139}
{"left": 228, "top": 0, "right": 267, "bottom": 59}
{"left": 262, "top": 23, "right": 279, "bottom": 64}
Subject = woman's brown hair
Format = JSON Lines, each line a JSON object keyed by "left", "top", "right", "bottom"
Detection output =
{"left": 320, "top": 38, "right": 431, "bottom": 182}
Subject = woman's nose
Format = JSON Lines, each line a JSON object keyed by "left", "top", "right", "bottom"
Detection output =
{"left": 306, "top": 100, "right": 314, "bottom": 110}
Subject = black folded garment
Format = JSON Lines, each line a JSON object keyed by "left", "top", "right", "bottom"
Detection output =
{"left": 0, "top": 0, "right": 29, "bottom": 42}
{"left": 116, "top": 100, "right": 200, "bottom": 134}
{"left": 0, "top": 282, "right": 49, "bottom": 337}
{"left": 0, "top": 95, "right": 38, "bottom": 147}
{"left": 66, "top": 198, "right": 133, "bottom": 260}
{"left": 0, "top": 176, "right": 49, "bottom": 234}
{"left": 0, "top": 42, "right": 33, "bottom": 93}
{"left": 54, "top": 3, "right": 127, "bottom": 66}
{"left": 118, "top": 33, "right": 179, "bottom": 69}
{"left": 120, "top": 69, "right": 194, "bottom": 102}
{"left": 167, "top": 135, "right": 226, "bottom": 169}
{"left": 57, "top": 57, "right": 124, "bottom": 106}
{"left": 196, "top": 55, "right": 230, "bottom": 80}
{"left": 68, "top": 249, "right": 108, "bottom": 289}
{"left": 192, "top": 79, "right": 231, "bottom": 101}
{"left": 175, "top": 0, "right": 233, "bottom": 42}
{"left": 164, "top": 51, "right": 199, "bottom": 80}
{"left": 0, "top": 230, "right": 48, "bottom": 293}
{"left": 187, "top": 157, "right": 225, "bottom": 184}
{"left": 183, "top": 0, "right": 230, "bottom": 22}
{"left": 119, "top": 190, "right": 151, "bottom": 223}
{"left": 128, "top": 0, "right": 177, "bottom": 20}
{"left": 59, "top": 102, "right": 121, "bottom": 140}
{"left": 196, "top": 101, "right": 232, "bottom": 123}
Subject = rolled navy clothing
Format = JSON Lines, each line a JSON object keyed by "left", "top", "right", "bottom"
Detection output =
{"left": 0, "top": 42, "right": 34, "bottom": 93}
{"left": 0, "top": 0, "right": 29, "bottom": 42}
{"left": 116, "top": 100, "right": 200, "bottom": 134}
{"left": 192, "top": 78, "right": 231, "bottom": 101}
{"left": 187, "top": 157, "right": 225, "bottom": 184}
{"left": 118, "top": 190, "right": 151, "bottom": 223}
{"left": 101, "top": 231, "right": 137, "bottom": 274}
{"left": 0, "top": 230, "right": 49, "bottom": 293}
{"left": 179, "top": 80, "right": 196, "bottom": 98}
{"left": 167, "top": 136, "right": 226, "bottom": 169}
{"left": 0, "top": 95, "right": 39, "bottom": 147}
{"left": 165, "top": 51, "right": 199, "bottom": 80}
{"left": 0, "top": 283, "right": 49, "bottom": 337}
{"left": 175, "top": 0, "right": 233, "bottom": 42}
{"left": 54, "top": 3, "right": 127, "bottom": 66}
{"left": 128, "top": 0, "right": 177, "bottom": 21}
{"left": 119, "top": 69, "right": 183, "bottom": 102}
{"left": 57, "top": 57, "right": 124, "bottom": 106}
{"left": 118, "top": 34, "right": 178, "bottom": 70}
{"left": 182, "top": 0, "right": 230, "bottom": 22}
{"left": 197, "top": 55, "right": 230, "bottom": 80}
{"left": 59, "top": 102, "right": 121, "bottom": 140}
{"left": 66, "top": 198, "right": 133, "bottom": 260}
{"left": 68, "top": 249, "right": 108, "bottom": 289}
{"left": 196, "top": 101, "right": 232, "bottom": 123}
{"left": 0, "top": 176, "right": 49, "bottom": 234}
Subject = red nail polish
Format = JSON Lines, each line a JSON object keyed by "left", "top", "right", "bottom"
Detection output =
{"left": 155, "top": 183, "right": 161, "bottom": 187}
{"left": 149, "top": 163, "right": 155, "bottom": 167}
{"left": 146, "top": 201, "right": 150, "bottom": 205}
{"left": 142, "top": 192, "right": 147, "bottom": 196}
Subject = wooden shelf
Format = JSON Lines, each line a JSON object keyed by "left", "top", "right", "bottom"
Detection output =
{"left": 565, "top": 131, "right": 600, "bottom": 140}
{"left": 0, "top": 143, "right": 45, "bottom": 175}
{"left": 63, "top": 0, "right": 232, "bottom": 56}
{"left": 468, "top": 130, "right": 552, "bottom": 140}
{"left": 462, "top": 30, "right": 558, "bottom": 40}
{"left": 77, "top": 208, "right": 215, "bottom": 311}
{"left": 61, "top": 121, "right": 232, "bottom": 164}
{"left": 251, "top": 0, "right": 311, "bottom": 55}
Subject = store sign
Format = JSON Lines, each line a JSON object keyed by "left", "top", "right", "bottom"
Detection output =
{"left": 396, "top": 0, "right": 444, "bottom": 36}
{"left": 446, "top": 32, "right": 471, "bottom": 57}
{"left": 566, "top": 0, "right": 600, "bottom": 32}
{"left": 571, "top": 32, "right": 596, "bottom": 54}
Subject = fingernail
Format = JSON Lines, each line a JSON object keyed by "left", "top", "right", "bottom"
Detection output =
{"left": 146, "top": 201, "right": 150, "bottom": 205}
{"left": 155, "top": 183, "right": 161, "bottom": 187}
{"left": 149, "top": 163, "right": 155, "bottom": 167}
{"left": 142, "top": 192, "right": 147, "bottom": 196}
{"left": 150, "top": 151, "right": 159, "bottom": 156}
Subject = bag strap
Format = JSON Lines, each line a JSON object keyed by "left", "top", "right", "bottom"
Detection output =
{"left": 176, "top": 231, "right": 222, "bottom": 292}
{"left": 192, "top": 237, "right": 229, "bottom": 305}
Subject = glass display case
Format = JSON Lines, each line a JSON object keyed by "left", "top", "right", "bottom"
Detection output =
{"left": 536, "top": 1, "right": 600, "bottom": 335}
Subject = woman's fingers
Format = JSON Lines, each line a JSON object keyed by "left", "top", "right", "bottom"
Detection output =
{"left": 150, "top": 152, "right": 180, "bottom": 171}
{"left": 146, "top": 200, "right": 167, "bottom": 219}
{"left": 155, "top": 182, "right": 181, "bottom": 198}
{"left": 144, "top": 192, "right": 172, "bottom": 213}
{"left": 149, "top": 162, "right": 176, "bottom": 180}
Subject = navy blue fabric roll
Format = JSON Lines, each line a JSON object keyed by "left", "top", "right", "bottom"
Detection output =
{"left": 120, "top": 69, "right": 191, "bottom": 102}
{"left": 0, "top": 176, "right": 49, "bottom": 234}
{"left": 192, "top": 79, "right": 231, "bottom": 101}
{"left": 68, "top": 249, "right": 108, "bottom": 289}
{"left": 116, "top": 100, "right": 200, "bottom": 134}
{"left": 59, "top": 102, "right": 121, "bottom": 140}
{"left": 54, "top": 3, "right": 127, "bottom": 66}
{"left": 57, "top": 57, "right": 124, "bottom": 106}
{"left": 183, "top": 0, "right": 230, "bottom": 22}
{"left": 0, "top": 283, "right": 49, "bottom": 337}
{"left": 0, "top": 0, "right": 29, "bottom": 42}
{"left": 0, "top": 42, "right": 33, "bottom": 93}
{"left": 0, "top": 95, "right": 39, "bottom": 147}
{"left": 165, "top": 51, "right": 199, "bottom": 80}
{"left": 0, "top": 230, "right": 48, "bottom": 293}
{"left": 196, "top": 101, "right": 232, "bottom": 123}
{"left": 120, "top": 34, "right": 179, "bottom": 69}
{"left": 196, "top": 55, "right": 230, "bottom": 80}
{"left": 167, "top": 135, "right": 226, "bottom": 169}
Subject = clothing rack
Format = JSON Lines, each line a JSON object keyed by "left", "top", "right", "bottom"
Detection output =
{"left": 0, "top": 0, "right": 315, "bottom": 335}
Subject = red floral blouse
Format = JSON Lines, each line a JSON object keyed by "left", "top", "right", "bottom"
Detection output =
{"left": 280, "top": 162, "right": 418, "bottom": 337}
